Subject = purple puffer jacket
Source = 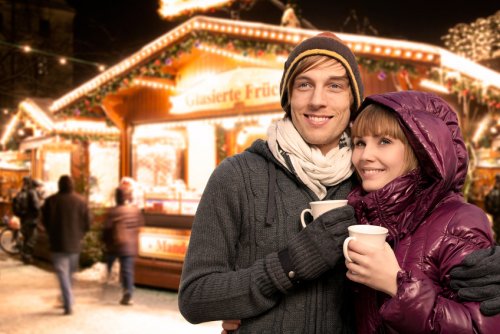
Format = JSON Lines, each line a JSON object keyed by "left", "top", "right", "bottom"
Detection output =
{"left": 347, "top": 91, "right": 499, "bottom": 333}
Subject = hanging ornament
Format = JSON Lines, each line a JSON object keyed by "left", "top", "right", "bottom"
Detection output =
{"left": 377, "top": 71, "right": 387, "bottom": 81}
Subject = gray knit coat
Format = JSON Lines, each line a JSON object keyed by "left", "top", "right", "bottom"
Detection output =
{"left": 179, "top": 139, "right": 357, "bottom": 333}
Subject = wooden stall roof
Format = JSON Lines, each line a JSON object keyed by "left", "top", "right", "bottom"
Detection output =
{"left": 5, "top": 15, "right": 500, "bottom": 144}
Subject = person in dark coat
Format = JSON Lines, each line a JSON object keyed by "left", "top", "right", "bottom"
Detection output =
{"left": 102, "top": 187, "right": 144, "bottom": 305}
{"left": 345, "top": 91, "right": 500, "bottom": 332}
{"left": 13, "top": 176, "right": 43, "bottom": 264}
{"left": 41, "top": 175, "right": 90, "bottom": 315}
{"left": 180, "top": 32, "right": 362, "bottom": 333}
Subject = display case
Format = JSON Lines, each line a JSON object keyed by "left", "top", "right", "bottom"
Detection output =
{"left": 144, "top": 190, "right": 200, "bottom": 215}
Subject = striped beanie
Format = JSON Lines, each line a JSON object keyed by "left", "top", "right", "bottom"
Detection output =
{"left": 280, "top": 32, "right": 364, "bottom": 118}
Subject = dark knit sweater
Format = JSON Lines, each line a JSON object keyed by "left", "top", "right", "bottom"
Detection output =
{"left": 179, "top": 139, "right": 356, "bottom": 333}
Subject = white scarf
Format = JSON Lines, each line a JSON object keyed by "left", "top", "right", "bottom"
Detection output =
{"left": 267, "top": 118, "right": 354, "bottom": 199}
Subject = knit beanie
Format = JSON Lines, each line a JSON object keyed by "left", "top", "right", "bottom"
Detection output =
{"left": 280, "top": 32, "right": 364, "bottom": 119}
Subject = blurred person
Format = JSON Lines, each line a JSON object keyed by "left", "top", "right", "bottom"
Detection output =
{"left": 41, "top": 175, "right": 90, "bottom": 315}
{"left": 345, "top": 91, "right": 499, "bottom": 332}
{"left": 485, "top": 174, "right": 500, "bottom": 244}
{"left": 119, "top": 177, "right": 144, "bottom": 209}
{"left": 102, "top": 187, "right": 144, "bottom": 305}
{"left": 12, "top": 176, "right": 43, "bottom": 264}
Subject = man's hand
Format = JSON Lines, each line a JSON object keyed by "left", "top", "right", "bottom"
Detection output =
{"left": 450, "top": 246, "right": 500, "bottom": 316}
{"left": 221, "top": 319, "right": 241, "bottom": 334}
{"left": 284, "top": 205, "right": 355, "bottom": 283}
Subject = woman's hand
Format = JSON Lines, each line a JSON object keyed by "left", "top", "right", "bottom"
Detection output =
{"left": 345, "top": 239, "right": 400, "bottom": 297}
{"left": 221, "top": 319, "right": 241, "bottom": 334}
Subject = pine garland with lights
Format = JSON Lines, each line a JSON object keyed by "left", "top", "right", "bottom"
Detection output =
{"left": 357, "top": 57, "right": 418, "bottom": 76}
{"left": 429, "top": 69, "right": 500, "bottom": 110}
{"left": 58, "top": 133, "right": 118, "bottom": 143}
{"left": 57, "top": 31, "right": 430, "bottom": 119}
{"left": 56, "top": 32, "right": 292, "bottom": 118}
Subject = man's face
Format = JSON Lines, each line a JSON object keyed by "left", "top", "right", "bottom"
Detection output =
{"left": 289, "top": 60, "right": 352, "bottom": 155}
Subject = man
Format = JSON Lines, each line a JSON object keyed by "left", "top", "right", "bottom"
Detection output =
{"left": 102, "top": 187, "right": 144, "bottom": 305}
{"left": 12, "top": 177, "right": 42, "bottom": 264}
{"left": 178, "top": 33, "right": 500, "bottom": 332}
{"left": 485, "top": 174, "right": 500, "bottom": 244}
{"left": 41, "top": 175, "right": 90, "bottom": 315}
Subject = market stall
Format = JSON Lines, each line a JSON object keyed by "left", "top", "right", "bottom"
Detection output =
{"left": 5, "top": 16, "right": 499, "bottom": 290}
{"left": 0, "top": 151, "right": 29, "bottom": 217}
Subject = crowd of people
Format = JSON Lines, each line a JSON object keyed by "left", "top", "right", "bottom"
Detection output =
{"left": 4, "top": 31, "right": 500, "bottom": 331}
{"left": 8, "top": 175, "right": 144, "bottom": 315}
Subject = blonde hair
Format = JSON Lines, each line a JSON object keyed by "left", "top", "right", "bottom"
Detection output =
{"left": 285, "top": 55, "right": 354, "bottom": 116}
{"left": 351, "top": 103, "right": 418, "bottom": 173}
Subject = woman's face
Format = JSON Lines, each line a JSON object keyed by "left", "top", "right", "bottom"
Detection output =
{"left": 289, "top": 60, "right": 352, "bottom": 155}
{"left": 352, "top": 134, "right": 408, "bottom": 192}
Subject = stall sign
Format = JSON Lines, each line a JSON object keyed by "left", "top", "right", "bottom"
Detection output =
{"left": 138, "top": 227, "right": 190, "bottom": 261}
{"left": 170, "top": 67, "right": 282, "bottom": 114}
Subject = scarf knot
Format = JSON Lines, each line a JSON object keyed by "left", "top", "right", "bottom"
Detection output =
{"left": 267, "top": 118, "right": 353, "bottom": 199}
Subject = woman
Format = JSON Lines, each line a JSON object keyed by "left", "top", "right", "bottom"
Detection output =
{"left": 344, "top": 91, "right": 499, "bottom": 333}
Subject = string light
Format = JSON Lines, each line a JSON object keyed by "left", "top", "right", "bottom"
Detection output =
{"left": 0, "top": 40, "right": 106, "bottom": 71}
{"left": 158, "top": 0, "right": 233, "bottom": 19}
{"left": 442, "top": 11, "right": 499, "bottom": 62}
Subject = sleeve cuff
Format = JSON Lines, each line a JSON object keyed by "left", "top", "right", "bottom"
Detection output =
{"left": 278, "top": 248, "right": 301, "bottom": 287}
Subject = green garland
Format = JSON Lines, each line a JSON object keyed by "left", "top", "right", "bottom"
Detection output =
{"left": 59, "top": 30, "right": 494, "bottom": 119}
{"left": 357, "top": 57, "right": 417, "bottom": 75}
{"left": 429, "top": 69, "right": 500, "bottom": 110}
{"left": 56, "top": 31, "right": 293, "bottom": 118}
{"left": 58, "top": 133, "right": 118, "bottom": 142}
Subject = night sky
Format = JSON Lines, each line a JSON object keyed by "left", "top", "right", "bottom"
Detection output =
{"left": 67, "top": 0, "right": 499, "bottom": 83}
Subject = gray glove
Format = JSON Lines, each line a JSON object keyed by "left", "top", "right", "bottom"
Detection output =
{"left": 279, "top": 205, "right": 356, "bottom": 285}
{"left": 450, "top": 246, "right": 500, "bottom": 316}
